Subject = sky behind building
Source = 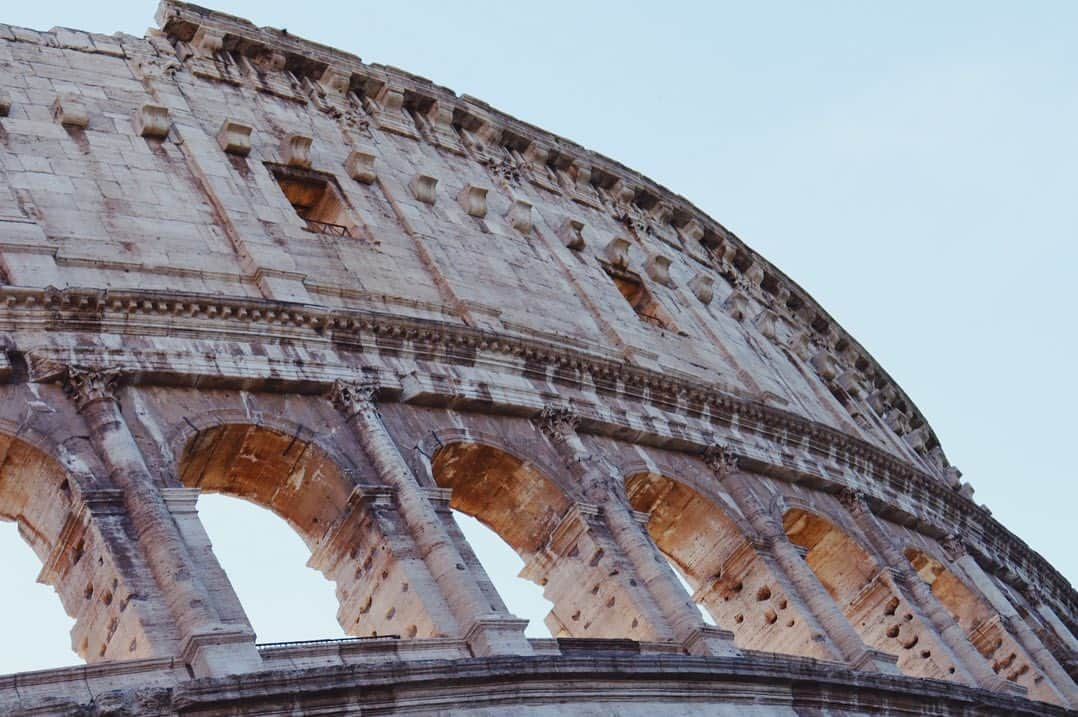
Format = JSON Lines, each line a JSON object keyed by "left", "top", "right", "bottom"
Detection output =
{"left": 1, "top": 0, "right": 1075, "bottom": 674}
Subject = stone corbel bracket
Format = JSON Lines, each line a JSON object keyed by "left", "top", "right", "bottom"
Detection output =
{"left": 410, "top": 172, "right": 439, "bottom": 205}
{"left": 52, "top": 95, "right": 89, "bottom": 128}
{"left": 217, "top": 120, "right": 253, "bottom": 156}
{"left": 133, "top": 104, "right": 170, "bottom": 139}
{"left": 281, "top": 133, "right": 313, "bottom": 168}
{"left": 345, "top": 148, "right": 377, "bottom": 184}
{"left": 458, "top": 185, "right": 490, "bottom": 218}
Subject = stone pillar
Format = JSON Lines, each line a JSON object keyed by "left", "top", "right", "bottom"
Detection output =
{"left": 38, "top": 489, "right": 180, "bottom": 662}
{"left": 943, "top": 535, "right": 1078, "bottom": 707}
{"left": 62, "top": 367, "right": 262, "bottom": 677}
{"left": 537, "top": 407, "right": 739, "bottom": 657}
{"left": 705, "top": 446, "right": 899, "bottom": 674}
{"left": 837, "top": 488, "right": 1008, "bottom": 692}
{"left": 328, "top": 378, "right": 531, "bottom": 656}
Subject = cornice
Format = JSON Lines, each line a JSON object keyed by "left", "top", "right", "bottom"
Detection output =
{"left": 0, "top": 285, "right": 1071, "bottom": 623}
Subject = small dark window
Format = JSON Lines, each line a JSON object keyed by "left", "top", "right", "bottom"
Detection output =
{"left": 605, "top": 267, "right": 678, "bottom": 331}
{"left": 268, "top": 164, "right": 356, "bottom": 238}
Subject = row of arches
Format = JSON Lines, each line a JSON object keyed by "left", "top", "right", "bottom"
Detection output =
{"left": 0, "top": 420, "right": 1070, "bottom": 705}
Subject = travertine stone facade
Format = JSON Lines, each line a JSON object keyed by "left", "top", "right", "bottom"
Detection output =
{"left": 0, "top": 3, "right": 1074, "bottom": 714}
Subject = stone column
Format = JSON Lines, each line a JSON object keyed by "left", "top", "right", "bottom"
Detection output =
{"left": 537, "top": 407, "right": 739, "bottom": 657}
{"left": 837, "top": 488, "right": 1007, "bottom": 692}
{"left": 63, "top": 367, "right": 262, "bottom": 677}
{"left": 943, "top": 535, "right": 1078, "bottom": 707}
{"left": 329, "top": 378, "right": 532, "bottom": 656}
{"left": 705, "top": 445, "right": 899, "bottom": 674}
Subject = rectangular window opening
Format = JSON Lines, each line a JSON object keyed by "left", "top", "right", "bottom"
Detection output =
{"left": 267, "top": 164, "right": 357, "bottom": 238}
{"left": 605, "top": 266, "right": 678, "bottom": 332}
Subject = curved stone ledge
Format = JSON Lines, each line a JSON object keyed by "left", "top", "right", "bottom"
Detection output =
{"left": 3, "top": 650, "right": 1068, "bottom": 716}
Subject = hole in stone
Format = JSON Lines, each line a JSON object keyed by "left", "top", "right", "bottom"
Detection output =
{"left": 756, "top": 586, "right": 771, "bottom": 602}
{"left": 920, "top": 650, "right": 931, "bottom": 659}
{"left": 764, "top": 609, "right": 778, "bottom": 625}
{"left": 886, "top": 625, "right": 900, "bottom": 638}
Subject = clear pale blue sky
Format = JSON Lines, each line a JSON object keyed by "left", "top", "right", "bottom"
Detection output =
{"left": 1, "top": 1, "right": 1075, "bottom": 673}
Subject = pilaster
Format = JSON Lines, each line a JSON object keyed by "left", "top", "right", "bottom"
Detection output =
{"left": 61, "top": 366, "right": 262, "bottom": 677}
{"left": 537, "top": 408, "right": 739, "bottom": 657}
{"left": 329, "top": 378, "right": 532, "bottom": 656}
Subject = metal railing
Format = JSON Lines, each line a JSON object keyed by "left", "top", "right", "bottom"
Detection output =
{"left": 304, "top": 218, "right": 353, "bottom": 238}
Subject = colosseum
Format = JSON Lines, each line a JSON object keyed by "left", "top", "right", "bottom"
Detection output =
{"left": 0, "top": 2, "right": 1074, "bottom": 714}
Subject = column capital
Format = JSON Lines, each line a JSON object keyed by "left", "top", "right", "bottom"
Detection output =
{"left": 62, "top": 365, "right": 123, "bottom": 412}
{"left": 836, "top": 486, "right": 871, "bottom": 516}
{"left": 329, "top": 376, "right": 380, "bottom": 414}
{"left": 941, "top": 532, "right": 969, "bottom": 561}
{"left": 535, "top": 403, "right": 580, "bottom": 439}
{"left": 701, "top": 443, "right": 740, "bottom": 477}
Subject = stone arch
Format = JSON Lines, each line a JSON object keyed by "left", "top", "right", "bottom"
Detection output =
{"left": 783, "top": 507, "right": 961, "bottom": 682}
{"left": 429, "top": 439, "right": 663, "bottom": 640}
{"left": 416, "top": 425, "right": 569, "bottom": 497}
{"left": 904, "top": 546, "right": 1059, "bottom": 702}
{"left": 624, "top": 470, "right": 830, "bottom": 660}
{"left": 0, "top": 431, "right": 176, "bottom": 663}
{"left": 178, "top": 422, "right": 449, "bottom": 641}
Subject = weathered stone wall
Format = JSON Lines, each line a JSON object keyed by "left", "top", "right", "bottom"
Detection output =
{"left": 0, "top": 2, "right": 1074, "bottom": 714}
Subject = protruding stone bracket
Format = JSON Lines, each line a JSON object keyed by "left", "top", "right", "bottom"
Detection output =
{"left": 191, "top": 26, "right": 225, "bottom": 58}
{"left": 689, "top": 273, "right": 714, "bottom": 304}
{"left": 604, "top": 236, "right": 631, "bottom": 270}
{"left": 318, "top": 66, "right": 351, "bottom": 98}
{"left": 559, "top": 218, "right": 587, "bottom": 250}
{"left": 345, "top": 148, "right": 377, "bottom": 184}
{"left": 133, "top": 104, "right": 170, "bottom": 139}
{"left": 217, "top": 120, "right": 253, "bottom": 156}
{"left": 52, "top": 95, "right": 89, "bottom": 128}
{"left": 506, "top": 199, "right": 534, "bottom": 233}
{"left": 410, "top": 173, "right": 439, "bottom": 205}
{"left": 645, "top": 253, "right": 674, "bottom": 287}
{"left": 724, "top": 290, "right": 750, "bottom": 322}
{"left": 458, "top": 185, "right": 489, "bottom": 218}
{"left": 281, "top": 133, "right": 313, "bottom": 168}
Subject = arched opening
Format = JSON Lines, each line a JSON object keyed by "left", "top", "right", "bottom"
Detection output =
{"left": 626, "top": 472, "right": 829, "bottom": 659}
{"left": 0, "top": 434, "right": 158, "bottom": 669}
{"left": 179, "top": 424, "right": 447, "bottom": 642}
{"left": 0, "top": 521, "right": 76, "bottom": 673}
{"left": 783, "top": 508, "right": 959, "bottom": 681}
{"left": 905, "top": 547, "right": 1058, "bottom": 703}
{"left": 430, "top": 442, "right": 662, "bottom": 641}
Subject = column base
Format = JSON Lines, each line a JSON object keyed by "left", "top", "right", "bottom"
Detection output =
{"left": 683, "top": 626, "right": 741, "bottom": 657}
{"left": 180, "top": 627, "right": 262, "bottom": 678}
{"left": 852, "top": 647, "right": 902, "bottom": 675}
{"left": 463, "top": 616, "right": 533, "bottom": 657}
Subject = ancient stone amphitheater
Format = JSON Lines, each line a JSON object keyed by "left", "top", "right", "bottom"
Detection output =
{"left": 0, "top": 2, "right": 1074, "bottom": 714}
